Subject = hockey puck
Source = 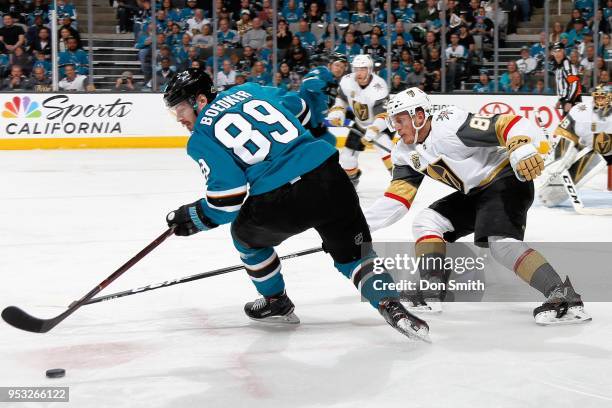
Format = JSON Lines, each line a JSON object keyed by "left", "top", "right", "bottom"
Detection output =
{"left": 45, "top": 368, "right": 65, "bottom": 378}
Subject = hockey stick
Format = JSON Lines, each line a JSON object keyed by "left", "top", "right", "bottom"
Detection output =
{"left": 348, "top": 126, "right": 393, "bottom": 153}
{"left": 535, "top": 114, "right": 612, "bottom": 215}
{"left": 1, "top": 227, "right": 176, "bottom": 333}
{"left": 81, "top": 246, "right": 324, "bottom": 305}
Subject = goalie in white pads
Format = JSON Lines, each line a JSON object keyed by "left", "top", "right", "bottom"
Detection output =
{"left": 365, "top": 87, "right": 591, "bottom": 325}
{"left": 539, "top": 84, "right": 612, "bottom": 207}
{"left": 327, "top": 54, "right": 394, "bottom": 186}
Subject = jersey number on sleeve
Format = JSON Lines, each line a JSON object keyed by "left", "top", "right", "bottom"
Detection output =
{"left": 213, "top": 100, "right": 299, "bottom": 165}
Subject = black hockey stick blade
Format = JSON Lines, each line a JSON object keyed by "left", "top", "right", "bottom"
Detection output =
{"left": 1, "top": 306, "right": 54, "bottom": 333}
{"left": 2, "top": 227, "right": 175, "bottom": 334}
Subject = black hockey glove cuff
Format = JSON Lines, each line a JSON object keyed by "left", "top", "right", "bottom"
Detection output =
{"left": 166, "top": 200, "right": 218, "bottom": 236}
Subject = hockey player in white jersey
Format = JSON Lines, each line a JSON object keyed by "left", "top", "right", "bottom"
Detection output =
{"left": 365, "top": 87, "right": 591, "bottom": 325}
{"left": 327, "top": 54, "right": 394, "bottom": 186}
{"left": 539, "top": 84, "right": 612, "bottom": 207}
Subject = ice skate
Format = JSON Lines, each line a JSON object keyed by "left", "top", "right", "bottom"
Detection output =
{"left": 244, "top": 290, "right": 300, "bottom": 325}
{"left": 534, "top": 277, "right": 592, "bottom": 325}
{"left": 379, "top": 298, "right": 431, "bottom": 342}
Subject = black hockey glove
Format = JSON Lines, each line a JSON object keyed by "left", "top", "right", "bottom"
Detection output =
{"left": 166, "top": 200, "right": 218, "bottom": 236}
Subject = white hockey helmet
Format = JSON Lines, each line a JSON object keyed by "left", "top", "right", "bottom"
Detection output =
{"left": 351, "top": 54, "right": 374, "bottom": 75}
{"left": 386, "top": 87, "right": 433, "bottom": 143}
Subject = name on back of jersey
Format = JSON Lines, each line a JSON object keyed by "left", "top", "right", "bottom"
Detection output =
{"left": 200, "top": 90, "right": 253, "bottom": 126}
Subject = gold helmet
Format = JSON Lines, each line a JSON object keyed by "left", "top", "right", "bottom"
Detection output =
{"left": 591, "top": 84, "right": 611, "bottom": 115}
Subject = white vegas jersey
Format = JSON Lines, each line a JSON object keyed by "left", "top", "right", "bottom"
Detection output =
{"left": 393, "top": 105, "right": 545, "bottom": 194}
{"left": 554, "top": 102, "right": 612, "bottom": 156}
{"left": 332, "top": 73, "right": 389, "bottom": 130}
{"left": 365, "top": 105, "right": 547, "bottom": 231}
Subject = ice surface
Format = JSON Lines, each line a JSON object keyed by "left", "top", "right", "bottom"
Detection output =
{"left": 1, "top": 149, "right": 611, "bottom": 408}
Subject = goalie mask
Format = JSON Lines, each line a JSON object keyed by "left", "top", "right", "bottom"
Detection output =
{"left": 591, "top": 84, "right": 611, "bottom": 116}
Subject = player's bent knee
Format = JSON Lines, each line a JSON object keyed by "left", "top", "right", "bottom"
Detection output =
{"left": 488, "top": 236, "right": 530, "bottom": 271}
{"left": 412, "top": 208, "right": 454, "bottom": 240}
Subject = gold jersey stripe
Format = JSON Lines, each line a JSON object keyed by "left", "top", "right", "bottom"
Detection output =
{"left": 553, "top": 127, "right": 580, "bottom": 145}
{"left": 494, "top": 114, "right": 521, "bottom": 146}
{"left": 514, "top": 249, "right": 547, "bottom": 283}
{"left": 477, "top": 159, "right": 510, "bottom": 188}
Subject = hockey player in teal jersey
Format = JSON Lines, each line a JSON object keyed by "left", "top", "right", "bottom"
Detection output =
{"left": 298, "top": 54, "right": 348, "bottom": 146}
{"left": 163, "top": 68, "right": 430, "bottom": 341}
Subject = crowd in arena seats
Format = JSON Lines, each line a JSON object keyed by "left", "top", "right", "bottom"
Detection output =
{"left": 0, "top": 0, "right": 92, "bottom": 91}
{"left": 123, "top": 0, "right": 607, "bottom": 93}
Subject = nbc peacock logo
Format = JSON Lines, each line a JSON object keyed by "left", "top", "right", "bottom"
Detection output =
{"left": 2, "top": 96, "right": 42, "bottom": 119}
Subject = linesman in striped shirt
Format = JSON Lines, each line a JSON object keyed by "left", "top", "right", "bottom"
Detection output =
{"left": 551, "top": 41, "right": 582, "bottom": 115}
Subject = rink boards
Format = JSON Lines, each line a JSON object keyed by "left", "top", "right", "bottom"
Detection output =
{"left": 0, "top": 92, "right": 577, "bottom": 150}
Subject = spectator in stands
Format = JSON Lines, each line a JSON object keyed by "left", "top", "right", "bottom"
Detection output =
{"left": 566, "top": 9, "right": 584, "bottom": 31}
{"left": 306, "top": 2, "right": 324, "bottom": 24}
{"left": 295, "top": 20, "right": 317, "bottom": 50}
{"left": 591, "top": 8, "right": 610, "bottom": 34}
{"left": 11, "top": 46, "right": 32, "bottom": 75}
{"left": 133, "top": 0, "right": 151, "bottom": 38}
{"left": 237, "top": 45, "right": 257, "bottom": 71}
{"left": 172, "top": 34, "right": 191, "bottom": 67}
{"left": 575, "top": 0, "right": 595, "bottom": 22}
{"left": 321, "top": 22, "right": 340, "bottom": 46}
{"left": 567, "top": 18, "right": 590, "bottom": 46}
{"left": 421, "top": 31, "right": 439, "bottom": 64}
{"left": 599, "top": 33, "right": 612, "bottom": 59}
{"left": 457, "top": 24, "right": 475, "bottom": 55}
{"left": 30, "top": 66, "right": 52, "bottom": 90}
{"left": 576, "top": 31, "right": 594, "bottom": 58}
{"left": 351, "top": 1, "right": 372, "bottom": 24}
{"left": 416, "top": 0, "right": 440, "bottom": 30}
{"left": 473, "top": 69, "right": 495, "bottom": 93}
{"left": 569, "top": 49, "right": 581, "bottom": 69}
{"left": 135, "top": 23, "right": 154, "bottom": 71}
{"left": 424, "top": 69, "right": 441, "bottom": 92}
{"left": 26, "top": 14, "right": 46, "bottom": 45}
{"left": 269, "top": 71, "right": 291, "bottom": 91}
{"left": 504, "top": 71, "right": 529, "bottom": 93}
{"left": 59, "top": 37, "right": 89, "bottom": 75}
{"left": 2, "top": 0, "right": 25, "bottom": 22}
{"left": 259, "top": 35, "right": 274, "bottom": 65}
{"left": 363, "top": 32, "right": 386, "bottom": 59}
{"left": 249, "top": 60, "right": 271, "bottom": 85}
{"left": 186, "top": 9, "right": 209, "bottom": 36}
{"left": 166, "top": 23, "right": 183, "bottom": 48}
{"left": 406, "top": 60, "right": 426, "bottom": 89}
{"left": 58, "top": 27, "right": 73, "bottom": 52}
{"left": 394, "top": 0, "right": 415, "bottom": 23}
{"left": 156, "top": 44, "right": 176, "bottom": 71}
{"left": 399, "top": 49, "right": 413, "bottom": 70}
{"left": 28, "top": 26, "right": 51, "bottom": 60}
{"left": 162, "top": 0, "right": 181, "bottom": 23}
{"left": 281, "top": 0, "right": 303, "bottom": 24}
{"left": 276, "top": 19, "right": 293, "bottom": 50}
{"left": 391, "top": 35, "right": 411, "bottom": 58}
{"left": 515, "top": 0, "right": 530, "bottom": 22}
{"left": 331, "top": 0, "right": 350, "bottom": 24}
{"left": 335, "top": 31, "right": 361, "bottom": 56}
{"left": 115, "top": 70, "right": 136, "bottom": 91}
{"left": 445, "top": 32, "right": 467, "bottom": 90}
{"left": 392, "top": 21, "right": 413, "bottom": 47}
{"left": 499, "top": 60, "right": 518, "bottom": 90}
{"left": 374, "top": 2, "right": 388, "bottom": 24}
{"left": 242, "top": 17, "right": 267, "bottom": 50}
{"left": 580, "top": 44, "right": 597, "bottom": 87}
{"left": 530, "top": 31, "right": 547, "bottom": 60}
{"left": 181, "top": 0, "right": 198, "bottom": 22}
{"left": 425, "top": 47, "right": 441, "bottom": 73}
{"left": 216, "top": 59, "right": 236, "bottom": 90}
{"left": 0, "top": 15, "right": 25, "bottom": 53}
{"left": 532, "top": 78, "right": 553, "bottom": 94}
{"left": 193, "top": 24, "right": 214, "bottom": 49}
{"left": 380, "top": 57, "right": 406, "bottom": 82}
{"left": 59, "top": 64, "right": 87, "bottom": 91}
{"left": 258, "top": 0, "right": 274, "bottom": 25}
{"left": 550, "top": 21, "right": 564, "bottom": 43}
{"left": 516, "top": 45, "right": 537, "bottom": 75}
{"left": 237, "top": 10, "right": 253, "bottom": 36}
{"left": 1, "top": 65, "right": 30, "bottom": 90}
{"left": 58, "top": 15, "right": 81, "bottom": 47}
{"left": 54, "top": 0, "right": 77, "bottom": 22}
{"left": 598, "top": 69, "right": 610, "bottom": 85}
{"left": 286, "top": 43, "right": 309, "bottom": 74}
{"left": 390, "top": 74, "right": 408, "bottom": 94}
{"left": 152, "top": 56, "right": 175, "bottom": 87}
{"left": 181, "top": 46, "right": 201, "bottom": 71}
{"left": 278, "top": 61, "right": 292, "bottom": 83}
{"left": 218, "top": 18, "right": 240, "bottom": 47}
{"left": 32, "top": 50, "right": 51, "bottom": 73}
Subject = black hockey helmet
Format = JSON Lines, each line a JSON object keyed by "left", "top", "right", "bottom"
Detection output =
{"left": 163, "top": 68, "right": 217, "bottom": 109}
{"left": 329, "top": 52, "right": 348, "bottom": 65}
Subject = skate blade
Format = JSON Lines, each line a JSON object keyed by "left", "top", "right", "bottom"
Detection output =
{"left": 248, "top": 312, "right": 301, "bottom": 325}
{"left": 535, "top": 307, "right": 592, "bottom": 326}
{"left": 396, "top": 319, "right": 432, "bottom": 343}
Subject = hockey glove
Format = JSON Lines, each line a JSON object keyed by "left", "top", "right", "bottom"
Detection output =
{"left": 361, "top": 126, "right": 380, "bottom": 147}
{"left": 327, "top": 108, "right": 345, "bottom": 127}
{"left": 166, "top": 200, "right": 218, "bottom": 236}
{"left": 508, "top": 136, "right": 545, "bottom": 182}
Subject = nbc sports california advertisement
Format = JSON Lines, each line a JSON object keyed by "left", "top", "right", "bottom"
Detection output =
{"left": 0, "top": 93, "right": 565, "bottom": 149}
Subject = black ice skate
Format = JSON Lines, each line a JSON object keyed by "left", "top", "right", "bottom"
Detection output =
{"left": 400, "top": 290, "right": 442, "bottom": 314}
{"left": 244, "top": 291, "right": 300, "bottom": 325}
{"left": 379, "top": 298, "right": 431, "bottom": 342}
{"left": 533, "top": 277, "right": 592, "bottom": 325}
